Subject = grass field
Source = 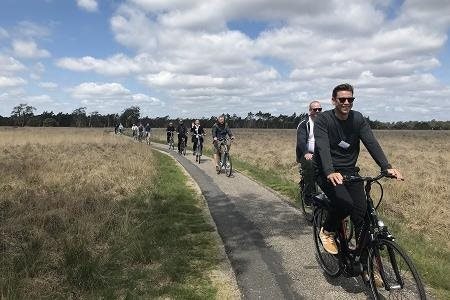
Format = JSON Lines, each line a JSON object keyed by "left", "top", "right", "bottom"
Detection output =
{"left": 0, "top": 127, "right": 231, "bottom": 299}
{"left": 150, "top": 127, "right": 450, "bottom": 298}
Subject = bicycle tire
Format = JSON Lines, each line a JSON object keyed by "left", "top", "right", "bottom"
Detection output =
{"left": 367, "top": 239, "right": 426, "bottom": 300}
{"left": 299, "top": 179, "right": 314, "bottom": 223}
{"left": 225, "top": 153, "right": 232, "bottom": 177}
{"left": 313, "top": 207, "right": 341, "bottom": 277}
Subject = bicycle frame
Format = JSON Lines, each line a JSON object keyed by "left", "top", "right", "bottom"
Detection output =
{"left": 195, "top": 134, "right": 203, "bottom": 155}
{"left": 324, "top": 173, "right": 396, "bottom": 277}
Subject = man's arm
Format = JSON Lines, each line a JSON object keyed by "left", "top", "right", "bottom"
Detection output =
{"left": 226, "top": 126, "right": 234, "bottom": 139}
{"left": 296, "top": 120, "right": 308, "bottom": 162}
{"left": 314, "top": 115, "right": 334, "bottom": 176}
{"left": 358, "top": 116, "right": 391, "bottom": 171}
{"left": 212, "top": 125, "right": 218, "bottom": 140}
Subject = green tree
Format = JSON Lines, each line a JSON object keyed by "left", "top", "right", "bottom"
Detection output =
{"left": 11, "top": 103, "right": 36, "bottom": 127}
{"left": 120, "top": 106, "right": 140, "bottom": 127}
{"left": 72, "top": 107, "right": 87, "bottom": 127}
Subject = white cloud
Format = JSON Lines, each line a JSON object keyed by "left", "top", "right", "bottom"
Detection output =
{"left": 55, "top": 0, "right": 450, "bottom": 120}
{"left": 12, "top": 39, "right": 51, "bottom": 59}
{"left": 76, "top": 0, "right": 98, "bottom": 12}
{"left": 56, "top": 53, "right": 153, "bottom": 76}
{"left": 0, "top": 55, "right": 26, "bottom": 74}
{"left": 39, "top": 81, "right": 58, "bottom": 89}
{"left": 15, "top": 21, "right": 51, "bottom": 38}
{"left": 71, "top": 82, "right": 131, "bottom": 99}
{"left": 70, "top": 82, "right": 164, "bottom": 114}
{"left": 0, "top": 26, "right": 8, "bottom": 39}
{"left": 0, "top": 76, "right": 27, "bottom": 88}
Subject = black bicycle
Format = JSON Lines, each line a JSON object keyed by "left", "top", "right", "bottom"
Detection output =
{"left": 178, "top": 135, "right": 187, "bottom": 155}
{"left": 168, "top": 131, "right": 175, "bottom": 150}
{"left": 194, "top": 133, "right": 205, "bottom": 164}
{"left": 312, "top": 172, "right": 426, "bottom": 299}
{"left": 216, "top": 138, "right": 232, "bottom": 177}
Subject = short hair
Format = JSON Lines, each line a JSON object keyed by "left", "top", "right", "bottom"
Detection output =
{"left": 332, "top": 83, "right": 353, "bottom": 98}
{"left": 309, "top": 100, "right": 320, "bottom": 110}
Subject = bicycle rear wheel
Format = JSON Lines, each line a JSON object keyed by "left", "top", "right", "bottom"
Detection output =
{"left": 313, "top": 208, "right": 341, "bottom": 277}
{"left": 225, "top": 153, "right": 232, "bottom": 177}
{"left": 299, "top": 179, "right": 314, "bottom": 223}
{"left": 367, "top": 239, "right": 426, "bottom": 300}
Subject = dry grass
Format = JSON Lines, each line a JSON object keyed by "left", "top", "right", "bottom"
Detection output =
{"left": 151, "top": 128, "right": 450, "bottom": 247}
{"left": 0, "top": 127, "right": 226, "bottom": 299}
{"left": 0, "top": 127, "right": 156, "bottom": 298}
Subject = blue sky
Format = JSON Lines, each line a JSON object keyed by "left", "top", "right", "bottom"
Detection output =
{"left": 1, "top": 0, "right": 450, "bottom": 121}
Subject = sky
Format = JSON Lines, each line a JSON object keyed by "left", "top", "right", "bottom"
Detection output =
{"left": 1, "top": 0, "right": 450, "bottom": 121}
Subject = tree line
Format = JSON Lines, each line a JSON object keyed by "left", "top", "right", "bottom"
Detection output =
{"left": 1, "top": 103, "right": 449, "bottom": 130}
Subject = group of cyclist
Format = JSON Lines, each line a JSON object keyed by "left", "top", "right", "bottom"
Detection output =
{"left": 130, "top": 123, "right": 151, "bottom": 141}
{"left": 166, "top": 114, "right": 234, "bottom": 171}
{"left": 296, "top": 84, "right": 403, "bottom": 275}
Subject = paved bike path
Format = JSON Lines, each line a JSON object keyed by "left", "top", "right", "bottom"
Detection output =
{"left": 154, "top": 144, "right": 368, "bottom": 299}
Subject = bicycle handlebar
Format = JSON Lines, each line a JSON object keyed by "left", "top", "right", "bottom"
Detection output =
{"left": 343, "top": 171, "right": 397, "bottom": 183}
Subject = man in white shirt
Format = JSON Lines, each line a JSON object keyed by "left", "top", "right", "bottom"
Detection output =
{"left": 296, "top": 101, "right": 322, "bottom": 203}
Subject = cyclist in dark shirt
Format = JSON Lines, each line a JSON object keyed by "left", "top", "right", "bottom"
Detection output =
{"left": 176, "top": 119, "right": 188, "bottom": 153}
{"left": 212, "top": 115, "right": 234, "bottom": 171}
{"left": 191, "top": 119, "right": 205, "bottom": 155}
{"left": 166, "top": 122, "right": 175, "bottom": 144}
{"left": 145, "top": 123, "right": 151, "bottom": 136}
{"left": 314, "top": 83, "right": 403, "bottom": 255}
{"left": 138, "top": 123, "right": 144, "bottom": 140}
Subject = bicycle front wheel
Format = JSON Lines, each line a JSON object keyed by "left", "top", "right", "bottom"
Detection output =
{"left": 367, "top": 239, "right": 426, "bottom": 300}
{"left": 225, "top": 153, "right": 232, "bottom": 177}
{"left": 313, "top": 207, "right": 341, "bottom": 277}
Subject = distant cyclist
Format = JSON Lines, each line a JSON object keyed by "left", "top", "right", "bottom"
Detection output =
{"left": 212, "top": 115, "right": 234, "bottom": 172}
{"left": 145, "top": 123, "right": 151, "bottom": 137}
{"left": 131, "top": 124, "right": 138, "bottom": 139}
{"left": 138, "top": 123, "right": 144, "bottom": 141}
{"left": 166, "top": 122, "right": 176, "bottom": 144}
{"left": 177, "top": 119, "right": 188, "bottom": 153}
{"left": 144, "top": 123, "right": 151, "bottom": 144}
{"left": 191, "top": 119, "right": 205, "bottom": 155}
{"left": 296, "top": 100, "right": 322, "bottom": 204}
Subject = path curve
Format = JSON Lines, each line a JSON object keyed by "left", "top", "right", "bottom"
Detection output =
{"left": 153, "top": 143, "right": 369, "bottom": 300}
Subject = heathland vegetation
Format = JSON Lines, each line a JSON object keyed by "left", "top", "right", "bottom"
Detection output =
{"left": 150, "top": 128, "right": 450, "bottom": 298}
{"left": 0, "top": 127, "right": 231, "bottom": 299}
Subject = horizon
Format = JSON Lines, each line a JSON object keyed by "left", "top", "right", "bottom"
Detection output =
{"left": 1, "top": 1, "right": 450, "bottom": 122}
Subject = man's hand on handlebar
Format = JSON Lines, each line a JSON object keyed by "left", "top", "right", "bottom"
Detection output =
{"left": 386, "top": 168, "right": 404, "bottom": 181}
{"left": 327, "top": 172, "right": 343, "bottom": 186}
{"left": 304, "top": 153, "right": 313, "bottom": 160}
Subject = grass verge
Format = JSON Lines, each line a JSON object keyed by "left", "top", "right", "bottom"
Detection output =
{"left": 1, "top": 133, "right": 219, "bottom": 299}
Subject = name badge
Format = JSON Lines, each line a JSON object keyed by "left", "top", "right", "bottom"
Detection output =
{"left": 338, "top": 140, "right": 350, "bottom": 149}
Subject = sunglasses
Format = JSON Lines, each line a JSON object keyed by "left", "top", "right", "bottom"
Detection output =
{"left": 336, "top": 97, "right": 355, "bottom": 104}
{"left": 311, "top": 108, "right": 322, "bottom": 112}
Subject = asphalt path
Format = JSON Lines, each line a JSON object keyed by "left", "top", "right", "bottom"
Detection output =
{"left": 153, "top": 143, "right": 370, "bottom": 300}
